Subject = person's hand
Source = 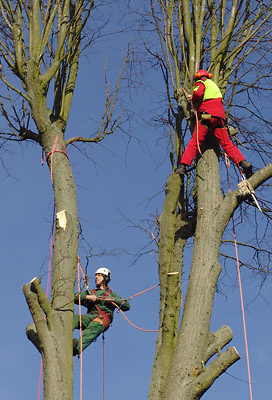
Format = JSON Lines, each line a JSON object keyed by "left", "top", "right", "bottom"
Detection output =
{"left": 86, "top": 294, "right": 97, "bottom": 303}
{"left": 191, "top": 105, "right": 197, "bottom": 113}
{"left": 103, "top": 297, "right": 113, "bottom": 303}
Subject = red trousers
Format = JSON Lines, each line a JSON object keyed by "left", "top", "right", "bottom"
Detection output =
{"left": 181, "top": 117, "right": 245, "bottom": 166}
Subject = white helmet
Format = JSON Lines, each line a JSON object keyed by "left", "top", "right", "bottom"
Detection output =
{"left": 95, "top": 267, "right": 111, "bottom": 283}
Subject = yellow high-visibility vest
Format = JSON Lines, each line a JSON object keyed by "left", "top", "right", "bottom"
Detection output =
{"left": 195, "top": 79, "right": 223, "bottom": 100}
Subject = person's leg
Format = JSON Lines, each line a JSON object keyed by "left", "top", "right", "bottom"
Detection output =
{"left": 73, "top": 314, "right": 91, "bottom": 330}
{"left": 213, "top": 125, "right": 244, "bottom": 164}
{"left": 212, "top": 119, "right": 253, "bottom": 178}
{"left": 76, "top": 320, "right": 105, "bottom": 353}
{"left": 180, "top": 121, "right": 208, "bottom": 166}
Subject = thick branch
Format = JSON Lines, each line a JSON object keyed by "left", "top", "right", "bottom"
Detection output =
{"left": 23, "top": 277, "right": 52, "bottom": 329}
{"left": 194, "top": 347, "right": 240, "bottom": 398}
{"left": 25, "top": 323, "right": 42, "bottom": 353}
{"left": 217, "top": 164, "right": 272, "bottom": 234}
{"left": 19, "top": 127, "right": 41, "bottom": 143}
{"left": 205, "top": 325, "right": 233, "bottom": 363}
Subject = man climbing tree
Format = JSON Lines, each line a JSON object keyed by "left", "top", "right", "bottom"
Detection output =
{"left": 0, "top": 1, "right": 129, "bottom": 399}
{"left": 73, "top": 267, "right": 130, "bottom": 356}
{"left": 176, "top": 70, "right": 253, "bottom": 178}
{"left": 139, "top": 1, "right": 272, "bottom": 399}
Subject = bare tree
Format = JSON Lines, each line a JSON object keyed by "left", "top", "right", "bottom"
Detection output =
{"left": 0, "top": 1, "right": 128, "bottom": 399}
{"left": 132, "top": 1, "right": 272, "bottom": 399}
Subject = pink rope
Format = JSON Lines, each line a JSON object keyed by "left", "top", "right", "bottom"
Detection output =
{"left": 37, "top": 204, "right": 55, "bottom": 400}
{"left": 225, "top": 159, "right": 253, "bottom": 400}
{"left": 102, "top": 334, "right": 105, "bottom": 400}
{"left": 77, "top": 260, "right": 83, "bottom": 400}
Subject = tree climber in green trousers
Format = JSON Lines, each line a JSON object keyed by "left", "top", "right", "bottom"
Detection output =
{"left": 73, "top": 267, "right": 130, "bottom": 356}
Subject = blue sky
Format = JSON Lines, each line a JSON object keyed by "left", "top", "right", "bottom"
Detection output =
{"left": 1, "top": 3, "right": 272, "bottom": 400}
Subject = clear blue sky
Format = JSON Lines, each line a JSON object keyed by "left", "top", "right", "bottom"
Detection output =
{"left": 1, "top": 3, "right": 271, "bottom": 399}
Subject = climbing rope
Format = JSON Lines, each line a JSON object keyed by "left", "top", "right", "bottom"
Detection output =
{"left": 42, "top": 136, "right": 69, "bottom": 182}
{"left": 226, "top": 160, "right": 253, "bottom": 400}
{"left": 37, "top": 204, "right": 56, "bottom": 400}
{"left": 181, "top": 86, "right": 203, "bottom": 158}
{"left": 111, "top": 300, "right": 159, "bottom": 333}
{"left": 126, "top": 284, "right": 160, "bottom": 301}
{"left": 77, "top": 259, "right": 83, "bottom": 400}
{"left": 102, "top": 334, "right": 105, "bottom": 400}
{"left": 194, "top": 110, "right": 203, "bottom": 157}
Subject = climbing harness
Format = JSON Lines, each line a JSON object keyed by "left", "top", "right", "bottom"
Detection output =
{"left": 90, "top": 288, "right": 112, "bottom": 330}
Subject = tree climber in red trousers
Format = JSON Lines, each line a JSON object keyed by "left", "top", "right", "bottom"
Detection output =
{"left": 176, "top": 70, "right": 253, "bottom": 178}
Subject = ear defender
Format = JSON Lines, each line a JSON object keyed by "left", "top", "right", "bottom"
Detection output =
{"left": 194, "top": 70, "right": 212, "bottom": 80}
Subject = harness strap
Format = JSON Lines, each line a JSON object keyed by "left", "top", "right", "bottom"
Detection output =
{"left": 90, "top": 288, "right": 112, "bottom": 330}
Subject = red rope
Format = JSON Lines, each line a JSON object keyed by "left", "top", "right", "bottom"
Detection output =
{"left": 77, "top": 259, "right": 83, "bottom": 400}
{"left": 194, "top": 110, "right": 203, "bottom": 157}
{"left": 102, "top": 334, "right": 105, "bottom": 400}
{"left": 37, "top": 361, "right": 43, "bottom": 400}
{"left": 38, "top": 204, "right": 55, "bottom": 400}
{"left": 42, "top": 136, "right": 69, "bottom": 181}
{"left": 226, "top": 160, "right": 253, "bottom": 400}
{"left": 232, "top": 220, "right": 253, "bottom": 400}
{"left": 127, "top": 284, "right": 160, "bottom": 300}
{"left": 111, "top": 301, "right": 159, "bottom": 332}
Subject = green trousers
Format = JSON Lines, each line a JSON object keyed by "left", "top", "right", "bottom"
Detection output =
{"left": 73, "top": 313, "right": 105, "bottom": 352}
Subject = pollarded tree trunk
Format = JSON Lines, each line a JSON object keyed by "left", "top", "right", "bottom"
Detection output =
{"left": 160, "top": 151, "right": 272, "bottom": 399}
{"left": 23, "top": 96, "right": 78, "bottom": 400}
{"left": 149, "top": 173, "right": 197, "bottom": 399}
{"left": 163, "top": 148, "right": 237, "bottom": 399}
{"left": 23, "top": 138, "right": 78, "bottom": 399}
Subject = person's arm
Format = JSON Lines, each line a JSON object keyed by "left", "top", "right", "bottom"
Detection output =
{"left": 85, "top": 294, "right": 98, "bottom": 303}
{"left": 74, "top": 291, "right": 88, "bottom": 306}
{"left": 104, "top": 291, "right": 130, "bottom": 311}
{"left": 192, "top": 81, "right": 205, "bottom": 106}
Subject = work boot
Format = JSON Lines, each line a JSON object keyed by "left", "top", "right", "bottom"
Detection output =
{"left": 239, "top": 160, "right": 253, "bottom": 179}
{"left": 175, "top": 163, "right": 186, "bottom": 175}
{"left": 73, "top": 338, "right": 79, "bottom": 356}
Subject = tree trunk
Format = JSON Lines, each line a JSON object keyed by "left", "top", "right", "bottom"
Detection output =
{"left": 149, "top": 172, "right": 197, "bottom": 399}
{"left": 163, "top": 148, "right": 240, "bottom": 399}
{"left": 23, "top": 95, "right": 78, "bottom": 400}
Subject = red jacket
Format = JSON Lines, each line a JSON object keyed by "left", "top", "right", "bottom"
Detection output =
{"left": 192, "top": 81, "right": 226, "bottom": 120}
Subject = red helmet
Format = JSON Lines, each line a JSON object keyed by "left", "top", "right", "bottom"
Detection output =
{"left": 194, "top": 70, "right": 212, "bottom": 80}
